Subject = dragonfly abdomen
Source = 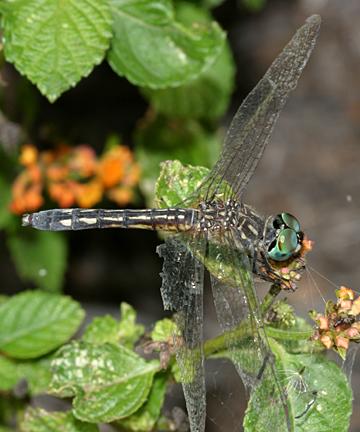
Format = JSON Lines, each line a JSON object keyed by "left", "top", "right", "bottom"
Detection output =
{"left": 22, "top": 208, "right": 198, "bottom": 232}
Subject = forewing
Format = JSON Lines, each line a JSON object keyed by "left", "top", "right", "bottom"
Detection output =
{"left": 157, "top": 234, "right": 206, "bottom": 432}
{"left": 201, "top": 15, "right": 321, "bottom": 201}
{"left": 207, "top": 229, "right": 291, "bottom": 431}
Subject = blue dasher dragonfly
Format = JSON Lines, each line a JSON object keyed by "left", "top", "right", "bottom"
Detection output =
{"left": 22, "top": 15, "right": 321, "bottom": 432}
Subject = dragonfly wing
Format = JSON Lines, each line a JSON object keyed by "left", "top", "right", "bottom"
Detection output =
{"left": 202, "top": 15, "right": 321, "bottom": 201}
{"left": 207, "top": 229, "right": 291, "bottom": 431}
{"left": 157, "top": 234, "right": 206, "bottom": 432}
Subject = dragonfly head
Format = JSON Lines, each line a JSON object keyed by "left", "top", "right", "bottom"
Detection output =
{"left": 267, "top": 213, "right": 303, "bottom": 262}
{"left": 262, "top": 213, "right": 312, "bottom": 289}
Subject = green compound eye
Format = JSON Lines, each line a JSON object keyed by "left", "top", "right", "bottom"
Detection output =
{"left": 268, "top": 228, "right": 299, "bottom": 262}
{"left": 281, "top": 213, "right": 301, "bottom": 232}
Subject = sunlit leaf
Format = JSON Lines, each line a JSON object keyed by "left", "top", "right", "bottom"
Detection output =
{"left": 1, "top": 0, "right": 112, "bottom": 102}
{"left": 155, "top": 160, "right": 208, "bottom": 208}
{"left": 108, "top": 0, "right": 225, "bottom": 88}
{"left": 0, "top": 291, "right": 84, "bottom": 359}
{"left": 50, "top": 341, "right": 160, "bottom": 422}
{"left": 7, "top": 230, "right": 67, "bottom": 292}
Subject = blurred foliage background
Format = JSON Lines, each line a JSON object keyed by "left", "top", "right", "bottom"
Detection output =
{"left": 0, "top": 0, "right": 359, "bottom": 430}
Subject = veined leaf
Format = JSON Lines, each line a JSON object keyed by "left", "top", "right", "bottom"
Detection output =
{"left": 108, "top": 0, "right": 225, "bottom": 88}
{"left": 1, "top": 0, "right": 112, "bottom": 102}
{"left": 21, "top": 408, "right": 98, "bottom": 432}
{"left": 142, "top": 3, "right": 235, "bottom": 119}
{"left": 7, "top": 230, "right": 67, "bottom": 292}
{"left": 117, "top": 372, "right": 167, "bottom": 431}
{"left": 50, "top": 341, "right": 160, "bottom": 423}
{"left": 0, "top": 291, "right": 84, "bottom": 359}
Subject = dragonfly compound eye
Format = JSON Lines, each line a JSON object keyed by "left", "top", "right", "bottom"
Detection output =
{"left": 273, "top": 212, "right": 301, "bottom": 232}
{"left": 267, "top": 228, "right": 300, "bottom": 261}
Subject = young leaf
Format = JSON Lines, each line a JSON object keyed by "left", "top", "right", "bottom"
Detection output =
{"left": 0, "top": 291, "right": 84, "bottom": 359}
{"left": 83, "top": 302, "right": 144, "bottom": 348}
{"left": 108, "top": 0, "right": 225, "bottom": 88}
{"left": 142, "top": 3, "right": 235, "bottom": 119}
{"left": 21, "top": 408, "right": 98, "bottom": 432}
{"left": 50, "top": 341, "right": 160, "bottom": 423}
{"left": 155, "top": 160, "right": 208, "bottom": 208}
{"left": 1, "top": 0, "right": 112, "bottom": 102}
{"left": 117, "top": 372, "right": 168, "bottom": 431}
{"left": 7, "top": 230, "right": 67, "bottom": 292}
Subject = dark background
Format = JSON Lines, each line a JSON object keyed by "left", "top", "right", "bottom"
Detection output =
{"left": 1, "top": 0, "right": 359, "bottom": 430}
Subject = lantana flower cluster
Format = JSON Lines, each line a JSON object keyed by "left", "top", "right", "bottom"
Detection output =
{"left": 10, "top": 143, "right": 140, "bottom": 215}
{"left": 310, "top": 286, "right": 360, "bottom": 358}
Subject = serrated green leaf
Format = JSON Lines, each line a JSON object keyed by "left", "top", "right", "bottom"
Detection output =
{"left": 108, "top": 0, "right": 225, "bottom": 88}
{"left": 0, "top": 291, "right": 84, "bottom": 359}
{"left": 50, "top": 341, "right": 160, "bottom": 423}
{"left": 83, "top": 303, "right": 144, "bottom": 348}
{"left": 243, "top": 342, "right": 352, "bottom": 432}
{"left": 118, "top": 372, "right": 167, "bottom": 431}
{"left": 21, "top": 408, "right": 98, "bottom": 432}
{"left": 142, "top": 4, "right": 235, "bottom": 119}
{"left": 135, "top": 119, "right": 218, "bottom": 205}
{"left": 1, "top": 0, "right": 112, "bottom": 102}
{"left": 155, "top": 160, "right": 208, "bottom": 208}
{"left": 7, "top": 230, "right": 67, "bottom": 292}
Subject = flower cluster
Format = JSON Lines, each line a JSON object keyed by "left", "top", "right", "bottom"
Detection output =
{"left": 310, "top": 286, "right": 360, "bottom": 358}
{"left": 10, "top": 143, "right": 140, "bottom": 215}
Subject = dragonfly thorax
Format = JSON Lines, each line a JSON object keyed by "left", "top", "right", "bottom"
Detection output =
{"left": 198, "top": 199, "right": 243, "bottom": 231}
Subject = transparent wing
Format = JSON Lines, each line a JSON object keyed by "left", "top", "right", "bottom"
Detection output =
{"left": 157, "top": 234, "right": 207, "bottom": 432}
{"left": 207, "top": 228, "right": 291, "bottom": 431}
{"left": 200, "top": 15, "right": 321, "bottom": 202}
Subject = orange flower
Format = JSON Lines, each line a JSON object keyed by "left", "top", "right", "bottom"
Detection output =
{"left": 74, "top": 180, "right": 103, "bottom": 208}
{"left": 107, "top": 186, "right": 133, "bottom": 206}
{"left": 48, "top": 182, "right": 76, "bottom": 208}
{"left": 19, "top": 144, "right": 38, "bottom": 167}
{"left": 69, "top": 145, "right": 97, "bottom": 178}
{"left": 97, "top": 146, "right": 134, "bottom": 188}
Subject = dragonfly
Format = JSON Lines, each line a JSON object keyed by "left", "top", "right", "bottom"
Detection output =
{"left": 22, "top": 15, "right": 321, "bottom": 432}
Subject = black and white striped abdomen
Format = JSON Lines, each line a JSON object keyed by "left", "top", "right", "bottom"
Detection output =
{"left": 22, "top": 208, "right": 198, "bottom": 232}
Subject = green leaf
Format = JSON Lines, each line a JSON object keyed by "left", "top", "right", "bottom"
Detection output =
{"left": 135, "top": 118, "right": 218, "bottom": 205}
{"left": 0, "top": 175, "right": 12, "bottom": 230}
{"left": 21, "top": 408, "right": 98, "bottom": 432}
{"left": 142, "top": 4, "right": 235, "bottom": 119}
{"left": 83, "top": 303, "right": 144, "bottom": 348}
{"left": 50, "top": 341, "right": 160, "bottom": 423}
{"left": 17, "top": 356, "right": 53, "bottom": 395}
{"left": 1, "top": 0, "right": 112, "bottom": 102}
{"left": 0, "top": 356, "right": 19, "bottom": 391}
{"left": 151, "top": 318, "right": 177, "bottom": 342}
{"left": 117, "top": 372, "right": 167, "bottom": 431}
{"left": 155, "top": 160, "right": 208, "bottom": 208}
{"left": 243, "top": 342, "right": 352, "bottom": 432}
{"left": 242, "top": 0, "right": 266, "bottom": 12}
{"left": 7, "top": 230, "right": 67, "bottom": 292}
{"left": 0, "top": 291, "right": 84, "bottom": 359}
{"left": 108, "top": 0, "right": 225, "bottom": 88}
